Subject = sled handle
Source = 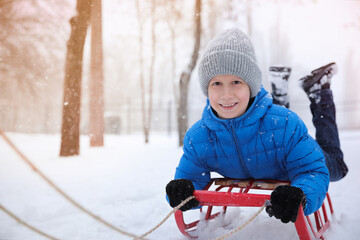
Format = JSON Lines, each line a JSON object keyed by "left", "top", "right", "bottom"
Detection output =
{"left": 214, "top": 179, "right": 289, "bottom": 190}
{"left": 194, "top": 190, "right": 270, "bottom": 207}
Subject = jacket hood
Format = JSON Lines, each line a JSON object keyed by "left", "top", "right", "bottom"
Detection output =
{"left": 202, "top": 86, "right": 273, "bottom": 131}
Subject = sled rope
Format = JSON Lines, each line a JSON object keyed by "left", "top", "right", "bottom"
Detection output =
{"left": 215, "top": 201, "right": 269, "bottom": 240}
{"left": 0, "top": 130, "right": 141, "bottom": 239}
{"left": 0, "top": 130, "right": 268, "bottom": 240}
{"left": 136, "top": 196, "right": 196, "bottom": 239}
{"left": 0, "top": 204, "right": 59, "bottom": 240}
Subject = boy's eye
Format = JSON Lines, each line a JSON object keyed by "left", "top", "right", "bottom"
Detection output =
{"left": 212, "top": 82, "right": 221, "bottom": 86}
{"left": 233, "top": 81, "right": 242, "bottom": 85}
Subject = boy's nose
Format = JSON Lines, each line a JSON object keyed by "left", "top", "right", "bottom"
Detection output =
{"left": 222, "top": 86, "right": 234, "bottom": 98}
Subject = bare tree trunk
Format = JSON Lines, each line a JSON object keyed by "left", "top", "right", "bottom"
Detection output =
{"left": 344, "top": 51, "right": 360, "bottom": 129}
{"left": 145, "top": 0, "right": 157, "bottom": 143}
{"left": 166, "top": 0, "right": 179, "bottom": 106}
{"left": 136, "top": 0, "right": 157, "bottom": 143}
{"left": 127, "top": 98, "right": 132, "bottom": 134}
{"left": 165, "top": 0, "right": 184, "bottom": 137}
{"left": 59, "top": 0, "right": 92, "bottom": 157}
{"left": 135, "top": 0, "right": 147, "bottom": 143}
{"left": 170, "top": 27, "right": 178, "bottom": 103}
{"left": 177, "top": 0, "right": 201, "bottom": 146}
{"left": 89, "top": 0, "right": 104, "bottom": 147}
{"left": 207, "top": 0, "right": 216, "bottom": 39}
{"left": 246, "top": 0, "right": 252, "bottom": 38}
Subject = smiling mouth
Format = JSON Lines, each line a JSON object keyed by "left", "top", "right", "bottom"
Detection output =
{"left": 220, "top": 103, "right": 237, "bottom": 108}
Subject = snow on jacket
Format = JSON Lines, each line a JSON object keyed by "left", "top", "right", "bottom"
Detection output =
{"left": 174, "top": 87, "right": 329, "bottom": 216}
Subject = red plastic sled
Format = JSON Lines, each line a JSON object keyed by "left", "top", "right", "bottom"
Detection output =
{"left": 175, "top": 178, "right": 334, "bottom": 239}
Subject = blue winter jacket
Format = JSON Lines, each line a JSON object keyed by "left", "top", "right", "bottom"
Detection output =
{"left": 174, "top": 87, "right": 329, "bottom": 216}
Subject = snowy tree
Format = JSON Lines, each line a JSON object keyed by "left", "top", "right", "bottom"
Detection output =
{"left": 135, "top": 0, "right": 158, "bottom": 143}
{"left": 60, "top": 0, "right": 92, "bottom": 156}
{"left": 177, "top": 0, "right": 202, "bottom": 146}
{"left": 0, "top": 0, "right": 69, "bottom": 132}
{"left": 89, "top": 0, "right": 105, "bottom": 147}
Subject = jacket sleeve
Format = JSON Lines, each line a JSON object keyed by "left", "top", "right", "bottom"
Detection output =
{"left": 283, "top": 111, "right": 330, "bottom": 216}
{"left": 174, "top": 131, "right": 211, "bottom": 191}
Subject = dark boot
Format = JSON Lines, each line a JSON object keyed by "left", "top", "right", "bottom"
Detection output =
{"left": 300, "top": 62, "right": 337, "bottom": 96}
{"left": 269, "top": 66, "right": 291, "bottom": 108}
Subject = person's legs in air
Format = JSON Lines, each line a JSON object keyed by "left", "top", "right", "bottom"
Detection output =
{"left": 300, "top": 62, "right": 348, "bottom": 181}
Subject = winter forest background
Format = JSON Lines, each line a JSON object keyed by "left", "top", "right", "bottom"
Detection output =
{"left": 1, "top": 0, "right": 360, "bottom": 239}
{"left": 1, "top": 0, "right": 360, "bottom": 143}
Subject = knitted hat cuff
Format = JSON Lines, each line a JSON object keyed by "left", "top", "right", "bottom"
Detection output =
{"left": 199, "top": 50, "right": 262, "bottom": 97}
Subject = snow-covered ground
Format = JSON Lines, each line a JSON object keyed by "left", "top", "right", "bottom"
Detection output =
{"left": 1, "top": 131, "right": 359, "bottom": 240}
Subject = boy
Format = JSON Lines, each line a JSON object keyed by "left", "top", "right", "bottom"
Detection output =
{"left": 166, "top": 29, "right": 348, "bottom": 224}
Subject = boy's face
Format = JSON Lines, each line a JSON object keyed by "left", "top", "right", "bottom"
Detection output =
{"left": 208, "top": 75, "right": 251, "bottom": 119}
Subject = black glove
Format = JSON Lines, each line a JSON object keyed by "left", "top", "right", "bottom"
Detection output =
{"left": 266, "top": 185, "right": 306, "bottom": 223}
{"left": 166, "top": 179, "right": 199, "bottom": 211}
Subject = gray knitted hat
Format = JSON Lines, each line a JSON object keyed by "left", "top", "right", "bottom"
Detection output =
{"left": 198, "top": 28, "right": 262, "bottom": 97}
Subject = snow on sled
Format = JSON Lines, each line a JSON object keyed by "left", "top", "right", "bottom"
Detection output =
{"left": 175, "top": 178, "right": 334, "bottom": 239}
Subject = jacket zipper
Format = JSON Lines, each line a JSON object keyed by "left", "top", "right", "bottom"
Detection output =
{"left": 229, "top": 120, "right": 251, "bottom": 179}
